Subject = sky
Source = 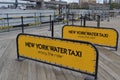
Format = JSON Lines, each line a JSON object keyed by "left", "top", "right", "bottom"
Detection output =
{"left": 0, "top": 0, "right": 103, "bottom": 7}
{"left": 0, "top": 0, "right": 103, "bottom": 3}
{"left": 63, "top": 0, "right": 103, "bottom": 3}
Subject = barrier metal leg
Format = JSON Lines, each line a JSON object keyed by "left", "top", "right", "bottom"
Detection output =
{"left": 84, "top": 76, "right": 95, "bottom": 80}
{"left": 16, "top": 57, "right": 25, "bottom": 61}
{"left": 16, "top": 49, "right": 25, "bottom": 62}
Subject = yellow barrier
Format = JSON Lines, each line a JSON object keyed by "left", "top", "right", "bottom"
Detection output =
{"left": 17, "top": 33, "right": 99, "bottom": 80}
{"left": 63, "top": 25, "right": 119, "bottom": 50}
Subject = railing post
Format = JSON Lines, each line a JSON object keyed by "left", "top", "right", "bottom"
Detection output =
{"left": 67, "top": 14, "right": 69, "bottom": 25}
{"left": 34, "top": 13, "right": 37, "bottom": 27}
{"left": 83, "top": 14, "right": 86, "bottom": 27}
{"left": 97, "top": 15, "right": 100, "bottom": 27}
{"left": 72, "top": 14, "right": 74, "bottom": 25}
{"left": 40, "top": 13, "right": 42, "bottom": 22}
{"left": 51, "top": 21, "right": 54, "bottom": 38}
{"left": 48, "top": 15, "right": 52, "bottom": 31}
{"left": 6, "top": 13, "right": 9, "bottom": 31}
{"left": 80, "top": 14, "right": 83, "bottom": 26}
{"left": 21, "top": 16, "right": 24, "bottom": 33}
{"left": 54, "top": 11, "right": 56, "bottom": 21}
{"left": 39, "top": 13, "right": 42, "bottom": 26}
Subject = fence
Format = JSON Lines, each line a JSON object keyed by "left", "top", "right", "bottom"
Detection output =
{"left": 1, "top": 9, "right": 119, "bottom": 33}
{"left": 0, "top": 13, "right": 104, "bottom": 33}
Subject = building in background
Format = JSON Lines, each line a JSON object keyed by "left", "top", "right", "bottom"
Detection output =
{"left": 103, "top": 0, "right": 120, "bottom": 4}
{"left": 45, "top": 0, "right": 67, "bottom": 15}
{"left": 68, "top": 2, "right": 79, "bottom": 9}
{"left": 22, "top": 0, "right": 67, "bottom": 9}
{"left": 114, "top": 0, "right": 120, "bottom": 3}
{"left": 103, "top": 0, "right": 120, "bottom": 9}
{"left": 103, "top": 0, "right": 108, "bottom": 4}
{"left": 51, "top": 0, "right": 56, "bottom": 1}
{"left": 79, "top": 0, "right": 96, "bottom": 8}
{"left": 23, "top": 0, "right": 45, "bottom": 9}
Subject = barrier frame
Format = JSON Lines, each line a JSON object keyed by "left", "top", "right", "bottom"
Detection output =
{"left": 16, "top": 33, "right": 99, "bottom": 80}
{"left": 62, "top": 25, "right": 119, "bottom": 51}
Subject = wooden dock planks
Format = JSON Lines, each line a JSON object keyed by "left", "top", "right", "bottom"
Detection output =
{"left": 0, "top": 18, "right": 120, "bottom": 80}
{"left": 0, "top": 38, "right": 119, "bottom": 80}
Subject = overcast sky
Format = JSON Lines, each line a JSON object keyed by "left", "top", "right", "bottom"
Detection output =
{"left": 0, "top": 0, "right": 103, "bottom": 7}
{"left": 0, "top": 0, "right": 103, "bottom": 3}
{"left": 63, "top": 0, "right": 103, "bottom": 3}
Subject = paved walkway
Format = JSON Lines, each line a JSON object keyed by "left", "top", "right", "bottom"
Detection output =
{"left": 0, "top": 16, "right": 120, "bottom": 80}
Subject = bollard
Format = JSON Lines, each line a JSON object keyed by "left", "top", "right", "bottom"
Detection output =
{"left": 21, "top": 16, "right": 24, "bottom": 33}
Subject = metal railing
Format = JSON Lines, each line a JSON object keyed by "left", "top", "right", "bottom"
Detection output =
{"left": 1, "top": 10, "right": 118, "bottom": 33}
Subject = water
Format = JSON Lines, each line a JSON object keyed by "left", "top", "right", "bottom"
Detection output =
{"left": 0, "top": 9, "right": 55, "bottom": 27}
{"left": 0, "top": 9, "right": 91, "bottom": 27}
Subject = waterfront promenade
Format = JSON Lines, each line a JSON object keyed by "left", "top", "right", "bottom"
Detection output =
{"left": 0, "top": 16, "right": 120, "bottom": 80}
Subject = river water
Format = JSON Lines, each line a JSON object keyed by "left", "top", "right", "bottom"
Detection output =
{"left": 0, "top": 9, "right": 90, "bottom": 27}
